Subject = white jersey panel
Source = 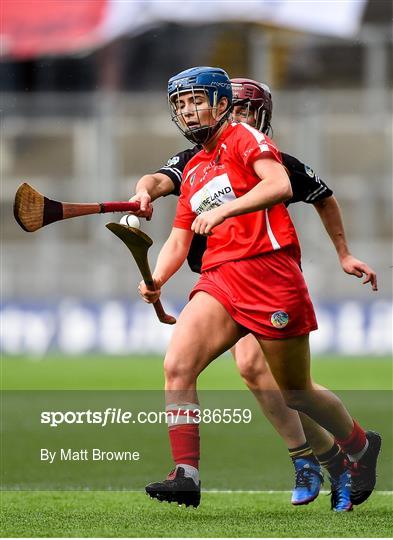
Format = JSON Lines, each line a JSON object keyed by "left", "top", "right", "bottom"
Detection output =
{"left": 190, "top": 173, "right": 236, "bottom": 215}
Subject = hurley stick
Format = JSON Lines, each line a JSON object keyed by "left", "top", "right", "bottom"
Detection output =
{"left": 106, "top": 222, "right": 176, "bottom": 325}
{"left": 14, "top": 182, "right": 148, "bottom": 232}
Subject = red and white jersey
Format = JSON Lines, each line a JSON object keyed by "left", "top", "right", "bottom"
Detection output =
{"left": 173, "top": 122, "right": 301, "bottom": 272}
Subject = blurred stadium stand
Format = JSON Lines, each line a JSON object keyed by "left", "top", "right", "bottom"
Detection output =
{"left": 1, "top": 2, "right": 392, "bottom": 354}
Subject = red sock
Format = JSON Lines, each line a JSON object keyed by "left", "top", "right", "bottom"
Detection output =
{"left": 167, "top": 404, "right": 200, "bottom": 469}
{"left": 335, "top": 420, "right": 367, "bottom": 455}
{"left": 169, "top": 425, "right": 200, "bottom": 468}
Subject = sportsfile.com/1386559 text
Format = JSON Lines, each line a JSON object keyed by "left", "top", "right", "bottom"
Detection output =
{"left": 40, "top": 408, "right": 253, "bottom": 427}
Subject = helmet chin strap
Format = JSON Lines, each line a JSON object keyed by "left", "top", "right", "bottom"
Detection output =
{"left": 185, "top": 113, "right": 229, "bottom": 145}
{"left": 184, "top": 125, "right": 212, "bottom": 145}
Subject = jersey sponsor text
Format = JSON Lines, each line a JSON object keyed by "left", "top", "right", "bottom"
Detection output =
{"left": 190, "top": 174, "right": 236, "bottom": 214}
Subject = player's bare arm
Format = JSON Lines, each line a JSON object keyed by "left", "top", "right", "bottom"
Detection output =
{"left": 130, "top": 173, "right": 175, "bottom": 217}
{"left": 191, "top": 157, "right": 292, "bottom": 236}
{"left": 139, "top": 227, "right": 193, "bottom": 303}
{"left": 313, "top": 196, "right": 377, "bottom": 290}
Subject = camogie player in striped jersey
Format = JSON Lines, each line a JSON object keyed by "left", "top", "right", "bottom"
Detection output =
{"left": 131, "top": 70, "right": 379, "bottom": 511}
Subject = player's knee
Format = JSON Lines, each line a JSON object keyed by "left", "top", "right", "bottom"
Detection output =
{"left": 237, "top": 353, "right": 268, "bottom": 387}
{"left": 164, "top": 355, "right": 196, "bottom": 386}
{"left": 282, "top": 390, "right": 310, "bottom": 412}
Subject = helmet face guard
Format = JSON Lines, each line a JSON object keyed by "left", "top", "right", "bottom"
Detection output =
{"left": 231, "top": 78, "right": 273, "bottom": 134}
{"left": 168, "top": 67, "right": 233, "bottom": 145}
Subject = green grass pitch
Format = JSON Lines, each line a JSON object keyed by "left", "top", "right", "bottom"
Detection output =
{"left": 2, "top": 354, "right": 392, "bottom": 390}
{"left": 2, "top": 491, "right": 392, "bottom": 538}
{"left": 1, "top": 354, "right": 392, "bottom": 537}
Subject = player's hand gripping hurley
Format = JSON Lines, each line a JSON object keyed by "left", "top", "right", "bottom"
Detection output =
{"left": 14, "top": 182, "right": 151, "bottom": 232}
{"left": 106, "top": 223, "right": 176, "bottom": 326}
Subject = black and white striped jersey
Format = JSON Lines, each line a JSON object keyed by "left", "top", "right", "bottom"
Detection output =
{"left": 282, "top": 153, "right": 333, "bottom": 205}
{"left": 156, "top": 147, "right": 333, "bottom": 273}
{"left": 157, "top": 147, "right": 200, "bottom": 196}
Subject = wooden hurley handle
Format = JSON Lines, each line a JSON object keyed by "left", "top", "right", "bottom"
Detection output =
{"left": 144, "top": 279, "right": 177, "bottom": 325}
{"left": 100, "top": 201, "right": 141, "bottom": 213}
{"left": 152, "top": 301, "right": 177, "bottom": 325}
{"left": 105, "top": 222, "right": 176, "bottom": 326}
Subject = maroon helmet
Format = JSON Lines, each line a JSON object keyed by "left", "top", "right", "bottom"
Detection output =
{"left": 231, "top": 78, "right": 272, "bottom": 134}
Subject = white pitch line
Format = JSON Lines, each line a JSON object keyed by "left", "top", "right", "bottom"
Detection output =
{"left": 203, "top": 490, "right": 393, "bottom": 494}
{"left": 4, "top": 489, "right": 392, "bottom": 494}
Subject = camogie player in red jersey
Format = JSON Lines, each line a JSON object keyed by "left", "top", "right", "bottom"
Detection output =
{"left": 138, "top": 67, "right": 381, "bottom": 510}
{"left": 132, "top": 78, "right": 376, "bottom": 512}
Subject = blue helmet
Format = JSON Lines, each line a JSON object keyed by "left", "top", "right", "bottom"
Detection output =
{"left": 168, "top": 66, "right": 232, "bottom": 145}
